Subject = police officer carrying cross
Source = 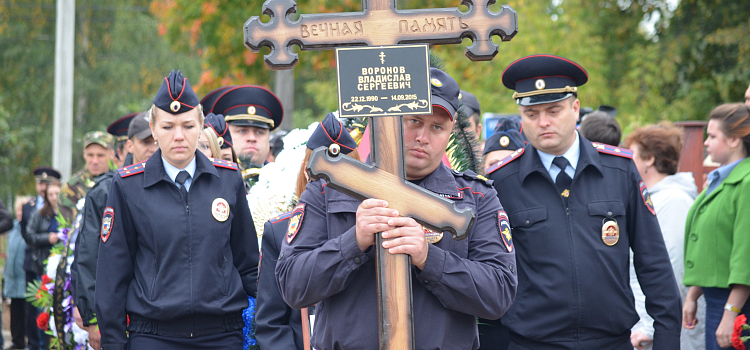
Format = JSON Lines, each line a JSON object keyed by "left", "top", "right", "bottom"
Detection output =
{"left": 485, "top": 55, "right": 682, "bottom": 350}
{"left": 276, "top": 68, "right": 517, "bottom": 350}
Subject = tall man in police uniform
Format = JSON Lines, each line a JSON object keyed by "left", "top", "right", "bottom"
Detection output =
{"left": 276, "top": 68, "right": 517, "bottom": 350}
{"left": 59, "top": 131, "right": 115, "bottom": 218}
{"left": 74, "top": 112, "right": 157, "bottom": 350}
{"left": 486, "top": 55, "right": 682, "bottom": 350}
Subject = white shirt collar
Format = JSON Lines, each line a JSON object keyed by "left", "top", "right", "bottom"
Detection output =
{"left": 162, "top": 155, "right": 196, "bottom": 184}
{"left": 536, "top": 131, "right": 581, "bottom": 173}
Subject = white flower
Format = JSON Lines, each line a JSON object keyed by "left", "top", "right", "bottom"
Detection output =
{"left": 248, "top": 122, "right": 318, "bottom": 247}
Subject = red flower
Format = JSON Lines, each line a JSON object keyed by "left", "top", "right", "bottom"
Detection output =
{"left": 36, "top": 312, "right": 49, "bottom": 331}
{"left": 41, "top": 274, "right": 52, "bottom": 284}
{"left": 734, "top": 314, "right": 748, "bottom": 350}
{"left": 39, "top": 284, "right": 48, "bottom": 292}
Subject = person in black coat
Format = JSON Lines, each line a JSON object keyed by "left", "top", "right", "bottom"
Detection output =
{"left": 95, "top": 70, "right": 259, "bottom": 350}
{"left": 255, "top": 113, "right": 361, "bottom": 349}
{"left": 21, "top": 167, "right": 60, "bottom": 350}
{"left": 73, "top": 111, "right": 157, "bottom": 350}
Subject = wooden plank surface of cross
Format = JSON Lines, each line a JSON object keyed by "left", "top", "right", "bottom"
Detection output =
{"left": 245, "top": 1, "right": 517, "bottom": 349}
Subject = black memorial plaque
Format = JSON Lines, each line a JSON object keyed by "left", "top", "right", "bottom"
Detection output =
{"left": 336, "top": 45, "right": 431, "bottom": 118}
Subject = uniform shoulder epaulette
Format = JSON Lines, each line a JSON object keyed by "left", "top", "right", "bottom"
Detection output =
{"left": 451, "top": 169, "right": 493, "bottom": 187}
{"left": 486, "top": 148, "right": 525, "bottom": 175}
{"left": 269, "top": 211, "right": 293, "bottom": 224}
{"left": 211, "top": 158, "right": 239, "bottom": 170}
{"left": 591, "top": 142, "right": 633, "bottom": 159}
{"left": 118, "top": 161, "right": 146, "bottom": 178}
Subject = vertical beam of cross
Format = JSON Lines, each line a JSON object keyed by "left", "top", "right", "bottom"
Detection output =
{"left": 369, "top": 115, "right": 414, "bottom": 349}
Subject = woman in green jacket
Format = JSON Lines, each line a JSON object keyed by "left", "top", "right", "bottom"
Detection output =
{"left": 683, "top": 103, "right": 750, "bottom": 350}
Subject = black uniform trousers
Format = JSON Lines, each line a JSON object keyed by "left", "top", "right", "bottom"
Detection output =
{"left": 127, "top": 329, "right": 243, "bottom": 350}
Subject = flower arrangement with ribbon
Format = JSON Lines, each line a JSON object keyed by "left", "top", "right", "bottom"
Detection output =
{"left": 733, "top": 314, "right": 750, "bottom": 350}
{"left": 25, "top": 213, "right": 90, "bottom": 350}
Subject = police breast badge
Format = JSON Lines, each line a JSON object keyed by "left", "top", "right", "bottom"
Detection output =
{"left": 498, "top": 211, "right": 513, "bottom": 252}
{"left": 212, "top": 198, "right": 230, "bottom": 222}
{"left": 286, "top": 204, "right": 305, "bottom": 244}
{"left": 101, "top": 207, "right": 114, "bottom": 243}
{"left": 602, "top": 219, "right": 619, "bottom": 246}
{"left": 639, "top": 181, "right": 656, "bottom": 215}
{"left": 423, "top": 227, "right": 443, "bottom": 244}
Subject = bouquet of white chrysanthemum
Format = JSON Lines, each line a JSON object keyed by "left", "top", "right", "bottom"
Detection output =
{"left": 247, "top": 122, "right": 319, "bottom": 247}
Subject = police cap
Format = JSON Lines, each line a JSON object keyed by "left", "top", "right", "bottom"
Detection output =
{"left": 107, "top": 113, "right": 138, "bottom": 142}
{"left": 33, "top": 166, "right": 61, "bottom": 182}
{"left": 502, "top": 55, "right": 588, "bottom": 106}
{"left": 212, "top": 85, "right": 283, "bottom": 131}
{"left": 200, "top": 86, "right": 234, "bottom": 114}
{"left": 204, "top": 113, "right": 233, "bottom": 149}
{"left": 458, "top": 90, "right": 481, "bottom": 117}
{"left": 154, "top": 70, "right": 200, "bottom": 114}
{"left": 483, "top": 118, "right": 526, "bottom": 155}
{"left": 307, "top": 112, "right": 357, "bottom": 154}
{"left": 430, "top": 68, "right": 460, "bottom": 120}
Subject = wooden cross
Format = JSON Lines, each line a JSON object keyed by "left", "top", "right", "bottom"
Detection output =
{"left": 244, "top": 0, "right": 517, "bottom": 70}
{"left": 245, "top": 1, "right": 517, "bottom": 349}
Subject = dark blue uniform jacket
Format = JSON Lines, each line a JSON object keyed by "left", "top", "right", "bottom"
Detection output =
{"left": 95, "top": 150, "right": 259, "bottom": 350}
{"left": 276, "top": 162, "right": 517, "bottom": 350}
{"left": 255, "top": 212, "right": 304, "bottom": 350}
{"left": 487, "top": 138, "right": 682, "bottom": 350}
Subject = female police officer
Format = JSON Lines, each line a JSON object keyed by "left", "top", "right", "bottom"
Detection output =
{"left": 95, "top": 70, "right": 259, "bottom": 350}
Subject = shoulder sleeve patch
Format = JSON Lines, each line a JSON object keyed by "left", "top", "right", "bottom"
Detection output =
{"left": 286, "top": 204, "right": 306, "bottom": 244}
{"left": 639, "top": 181, "right": 656, "bottom": 215}
{"left": 270, "top": 211, "right": 293, "bottom": 224}
{"left": 101, "top": 207, "right": 114, "bottom": 243}
{"left": 118, "top": 161, "right": 146, "bottom": 178}
{"left": 497, "top": 210, "right": 513, "bottom": 253}
{"left": 486, "top": 148, "right": 525, "bottom": 175}
{"left": 212, "top": 158, "right": 239, "bottom": 170}
{"left": 591, "top": 142, "right": 633, "bottom": 159}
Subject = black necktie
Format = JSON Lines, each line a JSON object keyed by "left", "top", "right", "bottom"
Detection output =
{"left": 552, "top": 156, "right": 572, "bottom": 206}
{"left": 175, "top": 170, "right": 190, "bottom": 204}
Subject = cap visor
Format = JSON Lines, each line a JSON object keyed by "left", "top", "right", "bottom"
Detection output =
{"left": 134, "top": 128, "right": 153, "bottom": 140}
{"left": 227, "top": 120, "right": 271, "bottom": 129}
{"left": 431, "top": 96, "right": 456, "bottom": 121}
{"left": 517, "top": 93, "right": 575, "bottom": 106}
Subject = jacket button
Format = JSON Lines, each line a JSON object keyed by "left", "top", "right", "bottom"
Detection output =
{"left": 607, "top": 211, "right": 613, "bottom": 217}
{"left": 525, "top": 219, "right": 530, "bottom": 226}
{"left": 699, "top": 206, "right": 706, "bottom": 213}
{"left": 510, "top": 264, "right": 515, "bottom": 273}
{"left": 690, "top": 233, "right": 698, "bottom": 241}
{"left": 686, "top": 260, "right": 694, "bottom": 268}
{"left": 354, "top": 257, "right": 361, "bottom": 264}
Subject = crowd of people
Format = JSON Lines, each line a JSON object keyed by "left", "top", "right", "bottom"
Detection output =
{"left": 0, "top": 56, "right": 748, "bottom": 350}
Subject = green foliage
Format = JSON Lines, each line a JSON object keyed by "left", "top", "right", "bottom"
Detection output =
{"left": 0, "top": 0, "right": 201, "bottom": 200}
{"left": 448, "top": 108, "right": 482, "bottom": 173}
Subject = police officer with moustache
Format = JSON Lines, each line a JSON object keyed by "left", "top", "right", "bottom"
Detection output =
{"left": 486, "top": 55, "right": 682, "bottom": 350}
{"left": 96, "top": 70, "right": 259, "bottom": 350}
{"left": 276, "top": 68, "right": 517, "bottom": 350}
{"left": 210, "top": 85, "right": 283, "bottom": 188}
{"left": 74, "top": 112, "right": 157, "bottom": 350}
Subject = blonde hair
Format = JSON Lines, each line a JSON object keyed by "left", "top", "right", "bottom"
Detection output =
{"left": 202, "top": 127, "right": 222, "bottom": 159}
{"left": 148, "top": 103, "right": 205, "bottom": 125}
